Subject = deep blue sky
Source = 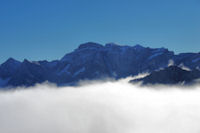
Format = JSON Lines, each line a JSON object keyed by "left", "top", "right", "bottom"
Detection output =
{"left": 0, "top": 0, "right": 200, "bottom": 63}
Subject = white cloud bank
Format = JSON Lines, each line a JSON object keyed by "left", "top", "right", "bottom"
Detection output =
{"left": 1, "top": 78, "right": 200, "bottom": 133}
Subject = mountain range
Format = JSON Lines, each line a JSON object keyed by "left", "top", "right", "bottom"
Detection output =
{"left": 0, "top": 42, "right": 200, "bottom": 88}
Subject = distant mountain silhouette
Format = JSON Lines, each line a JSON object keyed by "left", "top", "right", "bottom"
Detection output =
{"left": 130, "top": 66, "right": 200, "bottom": 85}
{"left": 0, "top": 42, "right": 200, "bottom": 88}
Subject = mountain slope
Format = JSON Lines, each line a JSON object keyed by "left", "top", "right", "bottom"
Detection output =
{"left": 130, "top": 66, "right": 200, "bottom": 85}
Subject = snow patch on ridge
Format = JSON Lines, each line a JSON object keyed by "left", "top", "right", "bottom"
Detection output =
{"left": 168, "top": 59, "right": 174, "bottom": 67}
{"left": 148, "top": 53, "right": 163, "bottom": 60}
{"left": 58, "top": 64, "right": 71, "bottom": 75}
{"left": 192, "top": 58, "right": 200, "bottom": 63}
{"left": 179, "top": 63, "right": 191, "bottom": 71}
{"left": 73, "top": 67, "right": 86, "bottom": 77}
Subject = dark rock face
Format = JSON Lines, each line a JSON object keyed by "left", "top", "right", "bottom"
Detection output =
{"left": 0, "top": 58, "right": 21, "bottom": 79}
{"left": 0, "top": 42, "right": 200, "bottom": 87}
{"left": 131, "top": 66, "right": 200, "bottom": 85}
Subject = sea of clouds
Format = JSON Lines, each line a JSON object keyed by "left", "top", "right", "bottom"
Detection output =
{"left": 1, "top": 77, "right": 200, "bottom": 133}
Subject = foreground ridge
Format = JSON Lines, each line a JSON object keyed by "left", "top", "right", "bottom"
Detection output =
{"left": 130, "top": 66, "right": 200, "bottom": 85}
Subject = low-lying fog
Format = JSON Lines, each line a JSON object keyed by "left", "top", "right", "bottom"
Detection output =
{"left": 1, "top": 77, "right": 200, "bottom": 133}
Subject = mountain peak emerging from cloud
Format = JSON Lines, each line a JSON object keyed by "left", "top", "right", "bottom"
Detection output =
{"left": 131, "top": 65, "right": 200, "bottom": 85}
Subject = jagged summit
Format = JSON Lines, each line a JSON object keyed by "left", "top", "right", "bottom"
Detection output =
{"left": 22, "top": 59, "right": 30, "bottom": 63}
{"left": 105, "top": 43, "right": 121, "bottom": 47}
{"left": 3, "top": 58, "right": 21, "bottom": 65}
{"left": 6, "top": 57, "right": 17, "bottom": 62}
{"left": 0, "top": 58, "right": 21, "bottom": 72}
{"left": 0, "top": 58, "right": 21, "bottom": 80}
{"left": 133, "top": 44, "right": 145, "bottom": 49}
{"left": 77, "top": 42, "right": 103, "bottom": 50}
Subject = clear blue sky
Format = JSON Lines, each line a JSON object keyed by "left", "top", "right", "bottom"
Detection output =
{"left": 0, "top": 0, "right": 200, "bottom": 63}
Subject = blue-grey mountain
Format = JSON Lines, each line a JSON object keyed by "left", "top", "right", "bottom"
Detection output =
{"left": 0, "top": 42, "right": 200, "bottom": 88}
{"left": 130, "top": 66, "right": 200, "bottom": 85}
